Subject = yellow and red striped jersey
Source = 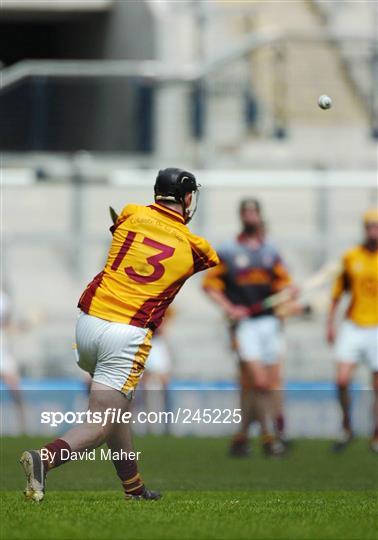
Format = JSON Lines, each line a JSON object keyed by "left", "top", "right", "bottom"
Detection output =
{"left": 78, "top": 203, "right": 219, "bottom": 330}
{"left": 332, "top": 244, "right": 378, "bottom": 326}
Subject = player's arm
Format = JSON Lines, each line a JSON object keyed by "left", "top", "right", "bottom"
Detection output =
{"left": 205, "top": 288, "right": 250, "bottom": 321}
{"left": 202, "top": 263, "right": 249, "bottom": 321}
{"left": 271, "top": 254, "right": 298, "bottom": 300}
{"left": 326, "top": 299, "right": 340, "bottom": 345}
{"left": 190, "top": 236, "right": 219, "bottom": 273}
{"left": 327, "top": 257, "right": 348, "bottom": 345}
{"left": 269, "top": 252, "right": 306, "bottom": 320}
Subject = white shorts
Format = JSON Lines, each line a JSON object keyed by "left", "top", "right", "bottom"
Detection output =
{"left": 0, "top": 342, "right": 18, "bottom": 377}
{"left": 335, "top": 320, "right": 378, "bottom": 372}
{"left": 75, "top": 312, "right": 152, "bottom": 398}
{"left": 146, "top": 336, "right": 171, "bottom": 375}
{"left": 235, "top": 315, "right": 284, "bottom": 365}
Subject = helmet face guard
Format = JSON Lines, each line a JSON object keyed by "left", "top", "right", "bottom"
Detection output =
{"left": 184, "top": 185, "right": 201, "bottom": 223}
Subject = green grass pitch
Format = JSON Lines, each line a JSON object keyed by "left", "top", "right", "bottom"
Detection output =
{"left": 1, "top": 436, "right": 377, "bottom": 539}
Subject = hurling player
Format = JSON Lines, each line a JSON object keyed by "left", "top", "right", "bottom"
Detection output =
{"left": 203, "top": 199, "right": 293, "bottom": 457}
{"left": 144, "top": 308, "right": 173, "bottom": 391}
{"left": 327, "top": 209, "right": 378, "bottom": 453}
{"left": 140, "top": 309, "right": 174, "bottom": 435}
{"left": 0, "top": 288, "right": 26, "bottom": 434}
{"left": 21, "top": 168, "right": 218, "bottom": 502}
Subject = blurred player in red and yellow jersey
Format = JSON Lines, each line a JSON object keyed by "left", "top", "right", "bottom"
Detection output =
{"left": 20, "top": 168, "right": 218, "bottom": 502}
{"left": 327, "top": 209, "right": 378, "bottom": 453}
{"left": 203, "top": 199, "right": 294, "bottom": 457}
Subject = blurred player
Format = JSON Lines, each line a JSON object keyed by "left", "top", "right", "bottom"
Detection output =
{"left": 327, "top": 209, "right": 378, "bottom": 453}
{"left": 140, "top": 310, "right": 173, "bottom": 434}
{"left": 0, "top": 288, "right": 27, "bottom": 434}
{"left": 203, "top": 199, "right": 294, "bottom": 457}
{"left": 144, "top": 309, "right": 173, "bottom": 390}
{"left": 20, "top": 168, "right": 219, "bottom": 502}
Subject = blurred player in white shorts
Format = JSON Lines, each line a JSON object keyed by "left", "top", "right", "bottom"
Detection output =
{"left": 143, "top": 308, "right": 173, "bottom": 390}
{"left": 203, "top": 199, "right": 295, "bottom": 457}
{"left": 140, "top": 314, "right": 173, "bottom": 434}
{"left": 327, "top": 209, "right": 378, "bottom": 453}
{"left": 146, "top": 335, "right": 171, "bottom": 379}
{"left": 235, "top": 316, "right": 285, "bottom": 368}
{"left": 0, "top": 288, "right": 26, "bottom": 434}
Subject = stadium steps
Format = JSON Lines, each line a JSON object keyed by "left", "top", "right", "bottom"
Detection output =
{"left": 237, "top": 0, "right": 367, "bottom": 127}
{"left": 198, "top": 0, "right": 372, "bottom": 167}
{"left": 310, "top": 0, "right": 375, "bottom": 115}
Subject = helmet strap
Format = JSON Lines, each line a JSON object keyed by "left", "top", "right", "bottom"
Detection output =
{"left": 155, "top": 195, "right": 177, "bottom": 203}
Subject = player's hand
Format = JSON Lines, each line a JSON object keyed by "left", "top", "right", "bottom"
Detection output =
{"left": 287, "top": 285, "right": 300, "bottom": 300}
{"left": 226, "top": 305, "right": 250, "bottom": 321}
{"left": 326, "top": 321, "right": 336, "bottom": 345}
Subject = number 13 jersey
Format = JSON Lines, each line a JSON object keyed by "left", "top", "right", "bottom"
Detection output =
{"left": 78, "top": 203, "right": 219, "bottom": 330}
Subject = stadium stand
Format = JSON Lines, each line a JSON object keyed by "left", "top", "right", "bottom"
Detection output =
{"left": 1, "top": 1, "right": 113, "bottom": 13}
{"left": 1, "top": 0, "right": 376, "bottom": 393}
{"left": 311, "top": 0, "right": 376, "bottom": 114}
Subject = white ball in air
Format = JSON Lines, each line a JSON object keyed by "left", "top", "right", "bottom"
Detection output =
{"left": 318, "top": 95, "right": 332, "bottom": 110}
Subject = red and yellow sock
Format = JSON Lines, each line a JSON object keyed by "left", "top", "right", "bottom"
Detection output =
{"left": 112, "top": 455, "right": 144, "bottom": 497}
{"left": 40, "top": 438, "right": 72, "bottom": 470}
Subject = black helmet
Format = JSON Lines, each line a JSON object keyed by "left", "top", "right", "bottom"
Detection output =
{"left": 154, "top": 168, "right": 200, "bottom": 222}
